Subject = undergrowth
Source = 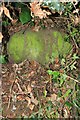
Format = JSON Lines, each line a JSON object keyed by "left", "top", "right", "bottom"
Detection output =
{"left": 1, "top": 1, "right": 80, "bottom": 119}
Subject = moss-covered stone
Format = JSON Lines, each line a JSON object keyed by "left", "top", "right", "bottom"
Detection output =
{"left": 7, "top": 29, "right": 72, "bottom": 64}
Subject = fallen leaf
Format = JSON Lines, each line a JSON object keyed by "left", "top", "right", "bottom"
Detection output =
{"left": 48, "top": 93, "right": 57, "bottom": 104}
{"left": 30, "top": 92, "right": 38, "bottom": 105}
{"left": 3, "top": 6, "right": 13, "bottom": 21}
{"left": 29, "top": 104, "right": 35, "bottom": 110}
{"left": 30, "top": 0, "right": 51, "bottom": 19}
{"left": 11, "top": 19, "right": 18, "bottom": 25}
{"left": 12, "top": 105, "right": 16, "bottom": 111}
{"left": 25, "top": 97, "right": 31, "bottom": 107}
{"left": 59, "top": 69, "right": 64, "bottom": 73}
{"left": 74, "top": 16, "right": 80, "bottom": 25}
{"left": 31, "top": 97, "right": 39, "bottom": 106}
{"left": 0, "top": 7, "right": 3, "bottom": 17}
{"left": 63, "top": 107, "right": 69, "bottom": 118}
{"left": 27, "top": 84, "right": 32, "bottom": 93}
{"left": 31, "top": 81, "right": 36, "bottom": 87}
{"left": 0, "top": 32, "right": 3, "bottom": 43}
{"left": 55, "top": 58, "right": 59, "bottom": 64}
{"left": 27, "top": 71, "right": 35, "bottom": 78}
{"left": 17, "top": 95, "right": 24, "bottom": 101}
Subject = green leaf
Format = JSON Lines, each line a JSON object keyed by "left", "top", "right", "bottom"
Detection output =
{"left": 52, "top": 71, "right": 60, "bottom": 79}
{"left": 0, "top": 55, "right": 7, "bottom": 64}
{"left": 47, "top": 70, "right": 60, "bottom": 78}
{"left": 58, "top": 90, "right": 62, "bottom": 97}
{"left": 43, "top": 90, "right": 47, "bottom": 97}
{"left": 63, "top": 89, "right": 72, "bottom": 98}
{"left": 73, "top": 99, "right": 80, "bottom": 109}
{"left": 47, "top": 101, "right": 53, "bottom": 111}
{"left": 2, "top": 20, "right": 10, "bottom": 26}
{"left": 62, "top": 73, "right": 67, "bottom": 80}
{"left": 65, "top": 101, "right": 73, "bottom": 108}
{"left": 59, "top": 73, "right": 67, "bottom": 86}
{"left": 59, "top": 79, "right": 64, "bottom": 86}
{"left": 47, "top": 70, "right": 53, "bottom": 75}
{"left": 72, "top": 53, "right": 79, "bottom": 60}
{"left": 61, "top": 58, "right": 65, "bottom": 65}
{"left": 19, "top": 9, "right": 31, "bottom": 24}
{"left": 70, "top": 62, "right": 76, "bottom": 70}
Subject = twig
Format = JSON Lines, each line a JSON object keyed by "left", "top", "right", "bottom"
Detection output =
{"left": 60, "top": 73, "right": 80, "bottom": 84}
{"left": 64, "top": 59, "right": 76, "bottom": 70}
{"left": 16, "top": 81, "right": 23, "bottom": 93}
{"left": 54, "top": 16, "right": 70, "bottom": 20}
{"left": 7, "top": 80, "right": 15, "bottom": 110}
{"left": 66, "top": 74, "right": 80, "bottom": 84}
{"left": 7, "top": 64, "right": 17, "bottom": 110}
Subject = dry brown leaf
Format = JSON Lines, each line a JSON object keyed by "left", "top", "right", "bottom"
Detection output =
{"left": 30, "top": 93, "right": 38, "bottom": 105}
{"left": 27, "top": 71, "right": 35, "bottom": 78}
{"left": 0, "top": 7, "right": 3, "bottom": 17}
{"left": 74, "top": 16, "right": 80, "bottom": 25}
{"left": 72, "top": 15, "right": 80, "bottom": 25}
{"left": 29, "top": 104, "right": 35, "bottom": 110}
{"left": 25, "top": 97, "right": 31, "bottom": 107}
{"left": 11, "top": 19, "right": 18, "bottom": 25}
{"left": 63, "top": 107, "right": 69, "bottom": 118}
{"left": 17, "top": 95, "right": 24, "bottom": 101}
{"left": 30, "top": 0, "right": 51, "bottom": 19}
{"left": 27, "top": 84, "right": 32, "bottom": 93}
{"left": 47, "top": 93, "right": 57, "bottom": 104}
{"left": 31, "top": 81, "right": 36, "bottom": 87}
{"left": 3, "top": 6, "right": 13, "bottom": 21}
{"left": 55, "top": 58, "right": 59, "bottom": 64}
{"left": 31, "top": 97, "right": 39, "bottom": 105}
{"left": 0, "top": 32, "right": 3, "bottom": 43}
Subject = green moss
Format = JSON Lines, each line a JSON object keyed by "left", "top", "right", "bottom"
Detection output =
{"left": 8, "top": 31, "right": 25, "bottom": 62}
{"left": 7, "top": 29, "right": 72, "bottom": 64}
{"left": 25, "top": 31, "right": 44, "bottom": 60}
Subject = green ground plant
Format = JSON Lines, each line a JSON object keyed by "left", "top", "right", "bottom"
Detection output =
{"left": 47, "top": 52, "right": 80, "bottom": 117}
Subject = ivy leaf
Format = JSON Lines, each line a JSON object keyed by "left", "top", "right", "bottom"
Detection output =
{"left": 19, "top": 9, "right": 31, "bottom": 24}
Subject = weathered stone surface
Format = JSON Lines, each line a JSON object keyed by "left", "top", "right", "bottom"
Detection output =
{"left": 7, "top": 29, "right": 72, "bottom": 64}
